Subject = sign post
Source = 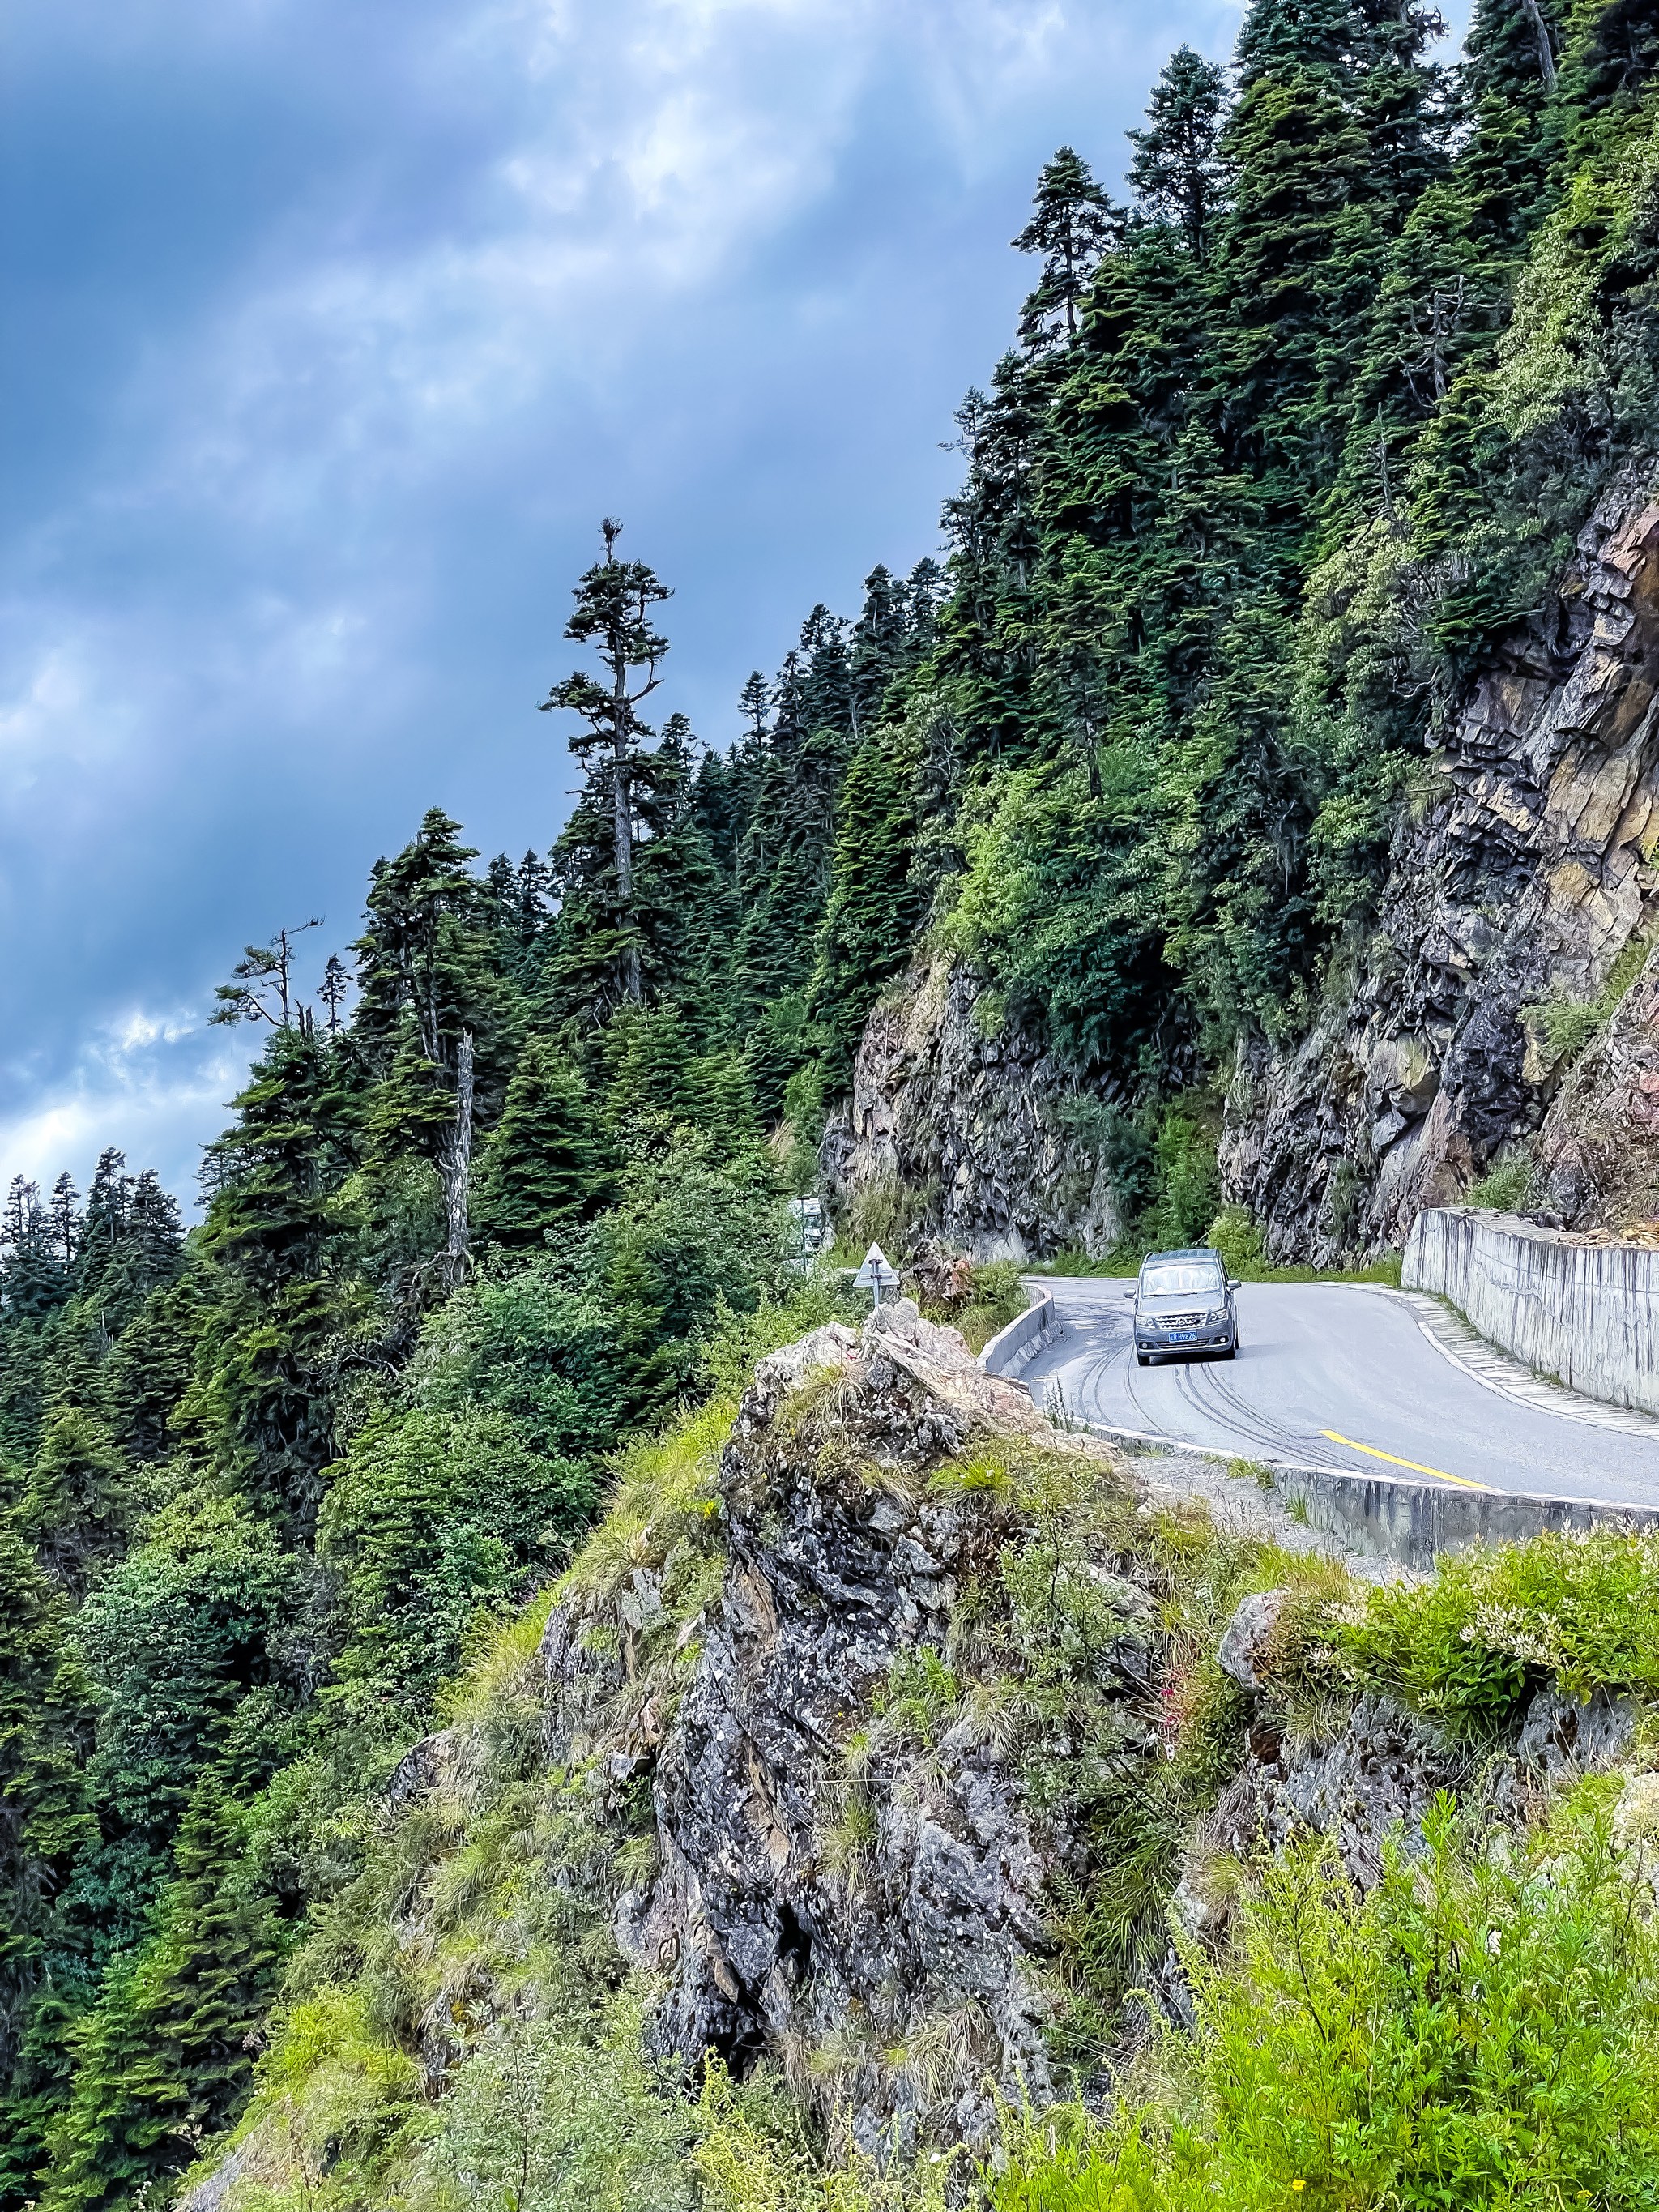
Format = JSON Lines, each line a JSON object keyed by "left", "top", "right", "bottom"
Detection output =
{"left": 852, "top": 1242, "right": 901, "bottom": 1309}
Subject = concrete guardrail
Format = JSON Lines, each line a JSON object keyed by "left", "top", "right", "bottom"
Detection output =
{"left": 1263, "top": 1458, "right": 1659, "bottom": 1573}
{"left": 1405, "top": 1205, "right": 1659, "bottom": 1418}
{"left": 979, "top": 1286, "right": 1060, "bottom": 1381}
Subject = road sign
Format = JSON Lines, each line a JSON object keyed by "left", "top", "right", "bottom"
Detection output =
{"left": 853, "top": 1242, "right": 902, "bottom": 1305}
{"left": 787, "top": 1196, "right": 831, "bottom": 1269}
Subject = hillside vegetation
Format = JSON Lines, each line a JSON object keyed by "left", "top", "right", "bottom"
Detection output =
{"left": 5, "top": 0, "right": 1659, "bottom": 2202}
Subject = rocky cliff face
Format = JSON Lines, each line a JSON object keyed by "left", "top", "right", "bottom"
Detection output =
{"left": 1224, "top": 466, "right": 1659, "bottom": 1260}
{"left": 178, "top": 1308, "right": 1659, "bottom": 2210}
{"left": 820, "top": 955, "right": 1122, "bottom": 1262}
{"left": 825, "top": 472, "right": 1659, "bottom": 1265}
{"left": 539, "top": 1304, "right": 1141, "bottom": 2155}
{"left": 1533, "top": 938, "right": 1659, "bottom": 1228}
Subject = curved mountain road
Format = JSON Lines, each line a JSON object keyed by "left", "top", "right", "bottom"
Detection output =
{"left": 1020, "top": 1277, "right": 1659, "bottom": 1511}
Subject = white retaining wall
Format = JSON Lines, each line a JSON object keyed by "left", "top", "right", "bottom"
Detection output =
{"left": 979, "top": 1287, "right": 1060, "bottom": 1381}
{"left": 1404, "top": 1206, "right": 1659, "bottom": 1416}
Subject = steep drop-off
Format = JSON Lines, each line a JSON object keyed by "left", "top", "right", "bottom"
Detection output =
{"left": 177, "top": 1304, "right": 1659, "bottom": 2209}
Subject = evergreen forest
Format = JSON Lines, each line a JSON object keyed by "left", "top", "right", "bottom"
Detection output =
{"left": 7, "top": 0, "right": 1659, "bottom": 2199}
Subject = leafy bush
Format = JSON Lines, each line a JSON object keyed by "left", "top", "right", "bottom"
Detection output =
{"left": 1466, "top": 1150, "right": 1536, "bottom": 1211}
{"left": 583, "top": 1138, "right": 798, "bottom": 1420}
{"left": 692, "top": 2055, "right": 949, "bottom": 2210}
{"left": 700, "top": 1275, "right": 864, "bottom": 1401}
{"left": 1206, "top": 1206, "right": 1267, "bottom": 1278}
{"left": 408, "top": 1261, "right": 621, "bottom": 1463}
{"left": 409, "top": 1999, "right": 692, "bottom": 2212}
{"left": 1311, "top": 1524, "right": 1659, "bottom": 1722}
{"left": 996, "top": 1796, "right": 1659, "bottom": 2211}
{"left": 957, "top": 1260, "right": 1029, "bottom": 1353}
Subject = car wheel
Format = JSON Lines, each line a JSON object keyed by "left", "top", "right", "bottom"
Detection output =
{"left": 1136, "top": 1352, "right": 1150, "bottom": 1367}
{"left": 1222, "top": 1339, "right": 1238, "bottom": 1360}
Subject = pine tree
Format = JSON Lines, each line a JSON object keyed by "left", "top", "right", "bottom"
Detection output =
{"left": 1, "top": 1186, "right": 66, "bottom": 1325}
{"left": 18, "top": 1411, "right": 128, "bottom": 1600}
{"left": 540, "top": 519, "right": 673, "bottom": 1007}
{"left": 0, "top": 1520, "right": 91, "bottom": 2205}
{"left": 606, "top": 1006, "right": 698, "bottom": 1143}
{"left": 471, "top": 1039, "right": 604, "bottom": 1251}
{"left": 633, "top": 770, "right": 737, "bottom": 1029}
{"left": 848, "top": 565, "right": 911, "bottom": 733}
{"left": 75, "top": 1154, "right": 130, "bottom": 1294}
{"left": 354, "top": 809, "right": 512, "bottom": 1284}
{"left": 1128, "top": 45, "right": 1230, "bottom": 256}
{"left": 42, "top": 1778, "right": 282, "bottom": 2212}
{"left": 1012, "top": 147, "right": 1121, "bottom": 349}
{"left": 811, "top": 716, "right": 929, "bottom": 1076}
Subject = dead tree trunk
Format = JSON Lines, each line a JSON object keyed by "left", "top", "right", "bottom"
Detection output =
{"left": 439, "top": 1027, "right": 475, "bottom": 1288}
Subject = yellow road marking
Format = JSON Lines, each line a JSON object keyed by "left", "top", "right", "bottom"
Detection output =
{"left": 1320, "top": 1430, "right": 1491, "bottom": 1492}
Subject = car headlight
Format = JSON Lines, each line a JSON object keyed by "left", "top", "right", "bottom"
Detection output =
{"left": 1205, "top": 1306, "right": 1229, "bottom": 1323}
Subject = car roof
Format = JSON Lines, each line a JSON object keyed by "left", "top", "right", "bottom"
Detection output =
{"left": 1141, "top": 1247, "right": 1219, "bottom": 1266}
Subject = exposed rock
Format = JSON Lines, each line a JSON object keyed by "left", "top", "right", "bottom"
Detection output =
{"left": 1517, "top": 1682, "right": 1638, "bottom": 1779}
{"left": 1533, "top": 947, "right": 1659, "bottom": 1228}
{"left": 529, "top": 1300, "right": 1135, "bottom": 2155}
{"left": 1218, "top": 1694, "right": 1462, "bottom": 1888}
{"left": 1218, "top": 1589, "right": 1289, "bottom": 1693}
{"left": 635, "top": 1301, "right": 1073, "bottom": 2151}
{"left": 1222, "top": 467, "right": 1659, "bottom": 1259}
{"left": 821, "top": 953, "right": 1123, "bottom": 1262}
{"left": 381, "top": 1727, "right": 459, "bottom": 1817}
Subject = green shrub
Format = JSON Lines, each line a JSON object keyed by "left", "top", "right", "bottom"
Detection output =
{"left": 996, "top": 1795, "right": 1659, "bottom": 2210}
{"left": 409, "top": 1996, "right": 691, "bottom": 2212}
{"left": 1466, "top": 1146, "right": 1535, "bottom": 1211}
{"left": 957, "top": 1260, "right": 1029, "bottom": 1353}
{"left": 1142, "top": 1105, "right": 1221, "bottom": 1251}
{"left": 1523, "top": 935, "right": 1651, "bottom": 1074}
{"left": 1466, "top": 1157, "right": 1533, "bottom": 1211}
{"left": 836, "top": 1176, "right": 934, "bottom": 1267}
{"left": 1311, "top": 1524, "right": 1659, "bottom": 1723}
{"left": 1206, "top": 1206, "right": 1267, "bottom": 1278}
{"left": 408, "top": 1261, "right": 621, "bottom": 1463}
{"left": 318, "top": 1407, "right": 589, "bottom": 1725}
{"left": 872, "top": 1648, "right": 962, "bottom": 1750}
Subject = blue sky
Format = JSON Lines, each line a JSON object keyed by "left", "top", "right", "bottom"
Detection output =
{"left": 2, "top": 0, "right": 1462, "bottom": 1207}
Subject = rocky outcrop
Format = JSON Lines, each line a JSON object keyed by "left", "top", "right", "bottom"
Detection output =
{"left": 821, "top": 954, "right": 1122, "bottom": 1262}
{"left": 1224, "top": 466, "right": 1659, "bottom": 1261}
{"left": 1533, "top": 943, "right": 1659, "bottom": 1227}
{"left": 545, "top": 1303, "right": 1113, "bottom": 2154}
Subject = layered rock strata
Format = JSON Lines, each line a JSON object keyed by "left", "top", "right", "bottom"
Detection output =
{"left": 543, "top": 1302, "right": 1120, "bottom": 2154}
{"left": 1224, "top": 468, "right": 1659, "bottom": 1259}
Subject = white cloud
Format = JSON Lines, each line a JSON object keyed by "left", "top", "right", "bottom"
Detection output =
{"left": 1, "top": 0, "right": 1256, "bottom": 1203}
{"left": 0, "top": 1009, "right": 247, "bottom": 1211}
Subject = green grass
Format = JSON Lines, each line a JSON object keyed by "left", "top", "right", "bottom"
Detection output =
{"left": 1310, "top": 1521, "right": 1659, "bottom": 1722}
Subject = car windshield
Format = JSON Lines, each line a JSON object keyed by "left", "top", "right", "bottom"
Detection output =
{"left": 1141, "top": 1262, "right": 1223, "bottom": 1298}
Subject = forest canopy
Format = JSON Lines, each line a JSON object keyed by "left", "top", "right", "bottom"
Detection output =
{"left": 5, "top": 0, "right": 1659, "bottom": 2201}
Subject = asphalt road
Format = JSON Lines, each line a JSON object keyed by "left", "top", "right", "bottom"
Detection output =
{"left": 1021, "top": 1277, "right": 1659, "bottom": 1510}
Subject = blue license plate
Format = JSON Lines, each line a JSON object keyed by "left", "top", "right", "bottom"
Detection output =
{"left": 1168, "top": 1330, "right": 1200, "bottom": 1343}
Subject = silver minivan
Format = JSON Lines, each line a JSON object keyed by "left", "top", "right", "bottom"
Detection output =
{"left": 1127, "top": 1246, "right": 1239, "bottom": 1364}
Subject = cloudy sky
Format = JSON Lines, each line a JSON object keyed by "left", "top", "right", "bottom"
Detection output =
{"left": 5, "top": 0, "right": 1461, "bottom": 1208}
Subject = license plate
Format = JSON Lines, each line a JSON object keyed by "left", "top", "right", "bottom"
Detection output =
{"left": 1168, "top": 1330, "right": 1200, "bottom": 1343}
